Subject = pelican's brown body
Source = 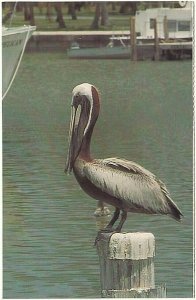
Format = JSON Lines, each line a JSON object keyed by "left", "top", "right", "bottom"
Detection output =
{"left": 65, "top": 83, "right": 183, "bottom": 232}
{"left": 73, "top": 158, "right": 123, "bottom": 210}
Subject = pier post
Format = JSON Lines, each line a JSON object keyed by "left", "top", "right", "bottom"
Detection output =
{"left": 154, "top": 19, "right": 160, "bottom": 61}
{"left": 96, "top": 231, "right": 166, "bottom": 298}
{"left": 163, "top": 16, "right": 169, "bottom": 41}
{"left": 130, "top": 16, "right": 137, "bottom": 61}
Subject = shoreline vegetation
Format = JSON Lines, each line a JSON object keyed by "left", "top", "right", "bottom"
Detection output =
{"left": 2, "top": 2, "right": 183, "bottom": 32}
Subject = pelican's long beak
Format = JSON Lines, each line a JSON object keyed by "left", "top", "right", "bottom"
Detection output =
{"left": 65, "top": 104, "right": 86, "bottom": 174}
{"left": 65, "top": 83, "right": 96, "bottom": 174}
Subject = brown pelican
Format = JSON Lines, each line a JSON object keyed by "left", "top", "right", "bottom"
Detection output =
{"left": 65, "top": 83, "right": 183, "bottom": 232}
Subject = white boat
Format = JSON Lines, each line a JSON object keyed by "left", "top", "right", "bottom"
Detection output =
{"left": 2, "top": 25, "right": 36, "bottom": 100}
{"left": 135, "top": 1, "right": 193, "bottom": 40}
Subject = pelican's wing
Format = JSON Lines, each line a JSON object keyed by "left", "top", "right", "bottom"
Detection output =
{"left": 84, "top": 157, "right": 182, "bottom": 218}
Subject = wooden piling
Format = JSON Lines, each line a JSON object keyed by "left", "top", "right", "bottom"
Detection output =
{"left": 163, "top": 16, "right": 169, "bottom": 41}
{"left": 130, "top": 16, "right": 137, "bottom": 61}
{"left": 154, "top": 19, "right": 160, "bottom": 61}
{"left": 96, "top": 231, "right": 166, "bottom": 298}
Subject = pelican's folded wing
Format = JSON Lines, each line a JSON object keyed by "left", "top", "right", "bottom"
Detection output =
{"left": 83, "top": 157, "right": 180, "bottom": 216}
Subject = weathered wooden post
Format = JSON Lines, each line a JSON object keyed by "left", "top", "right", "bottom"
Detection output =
{"left": 96, "top": 231, "right": 166, "bottom": 298}
{"left": 130, "top": 16, "right": 137, "bottom": 61}
{"left": 154, "top": 18, "right": 160, "bottom": 61}
{"left": 163, "top": 16, "right": 169, "bottom": 41}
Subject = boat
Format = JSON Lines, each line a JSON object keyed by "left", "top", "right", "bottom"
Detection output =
{"left": 135, "top": 1, "right": 192, "bottom": 40}
{"left": 67, "top": 36, "right": 131, "bottom": 59}
{"left": 2, "top": 25, "right": 36, "bottom": 100}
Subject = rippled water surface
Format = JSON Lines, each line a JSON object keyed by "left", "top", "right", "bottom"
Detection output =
{"left": 3, "top": 53, "right": 193, "bottom": 298}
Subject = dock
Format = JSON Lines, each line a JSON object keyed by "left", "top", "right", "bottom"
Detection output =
{"left": 136, "top": 41, "right": 192, "bottom": 60}
{"left": 27, "top": 30, "right": 192, "bottom": 60}
{"left": 28, "top": 30, "right": 130, "bottom": 52}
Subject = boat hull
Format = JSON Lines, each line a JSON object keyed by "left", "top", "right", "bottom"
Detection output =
{"left": 2, "top": 26, "right": 36, "bottom": 99}
{"left": 67, "top": 46, "right": 131, "bottom": 59}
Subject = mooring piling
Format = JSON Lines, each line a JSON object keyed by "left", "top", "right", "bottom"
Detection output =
{"left": 163, "top": 16, "right": 169, "bottom": 41}
{"left": 96, "top": 231, "right": 166, "bottom": 298}
{"left": 130, "top": 16, "right": 137, "bottom": 61}
{"left": 154, "top": 18, "right": 160, "bottom": 61}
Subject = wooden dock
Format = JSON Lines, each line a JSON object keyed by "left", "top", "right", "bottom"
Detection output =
{"left": 130, "top": 17, "right": 192, "bottom": 60}
{"left": 136, "top": 41, "right": 192, "bottom": 60}
{"left": 27, "top": 30, "right": 192, "bottom": 60}
{"left": 28, "top": 30, "right": 130, "bottom": 52}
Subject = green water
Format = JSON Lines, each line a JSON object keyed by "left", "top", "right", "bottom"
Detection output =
{"left": 3, "top": 53, "right": 193, "bottom": 298}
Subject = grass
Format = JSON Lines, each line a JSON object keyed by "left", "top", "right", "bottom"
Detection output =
{"left": 3, "top": 4, "right": 131, "bottom": 31}
{"left": 8, "top": 15, "right": 130, "bottom": 31}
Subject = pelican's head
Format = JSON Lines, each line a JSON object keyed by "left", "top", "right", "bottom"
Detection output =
{"left": 65, "top": 83, "right": 100, "bottom": 173}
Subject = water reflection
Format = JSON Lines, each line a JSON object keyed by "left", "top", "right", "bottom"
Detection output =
{"left": 95, "top": 215, "right": 112, "bottom": 231}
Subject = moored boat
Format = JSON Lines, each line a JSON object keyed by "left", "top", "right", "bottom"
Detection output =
{"left": 2, "top": 25, "right": 36, "bottom": 100}
{"left": 67, "top": 36, "right": 131, "bottom": 59}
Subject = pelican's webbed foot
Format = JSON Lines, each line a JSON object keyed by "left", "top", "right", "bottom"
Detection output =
{"left": 94, "top": 208, "right": 127, "bottom": 246}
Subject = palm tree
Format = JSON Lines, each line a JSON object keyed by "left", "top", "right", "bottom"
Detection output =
{"left": 54, "top": 2, "right": 66, "bottom": 28}
{"left": 91, "top": 2, "right": 109, "bottom": 29}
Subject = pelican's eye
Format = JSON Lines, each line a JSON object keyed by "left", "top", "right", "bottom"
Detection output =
{"left": 75, "top": 93, "right": 80, "bottom": 99}
{"left": 73, "top": 93, "right": 81, "bottom": 107}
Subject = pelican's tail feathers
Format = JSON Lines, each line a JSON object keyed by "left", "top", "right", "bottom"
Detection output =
{"left": 165, "top": 195, "right": 183, "bottom": 222}
{"left": 169, "top": 202, "right": 184, "bottom": 222}
{"left": 158, "top": 179, "right": 183, "bottom": 222}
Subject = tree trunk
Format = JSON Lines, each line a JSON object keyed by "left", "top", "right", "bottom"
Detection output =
{"left": 29, "top": 3, "right": 35, "bottom": 26}
{"left": 2, "top": 12, "right": 12, "bottom": 24}
{"left": 130, "top": 1, "right": 138, "bottom": 15}
{"left": 120, "top": 2, "right": 138, "bottom": 15}
{"left": 24, "top": 3, "right": 30, "bottom": 21}
{"left": 111, "top": 3, "right": 116, "bottom": 11}
{"left": 16, "top": 2, "right": 23, "bottom": 12}
{"left": 46, "top": 2, "right": 52, "bottom": 22}
{"left": 100, "top": 2, "right": 109, "bottom": 26}
{"left": 54, "top": 2, "right": 66, "bottom": 28}
{"left": 2, "top": 3, "right": 13, "bottom": 25}
{"left": 68, "top": 3, "right": 77, "bottom": 20}
{"left": 23, "top": 3, "right": 35, "bottom": 25}
{"left": 37, "top": 2, "right": 44, "bottom": 15}
{"left": 119, "top": 2, "right": 127, "bottom": 13}
{"left": 90, "top": 3, "right": 101, "bottom": 29}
